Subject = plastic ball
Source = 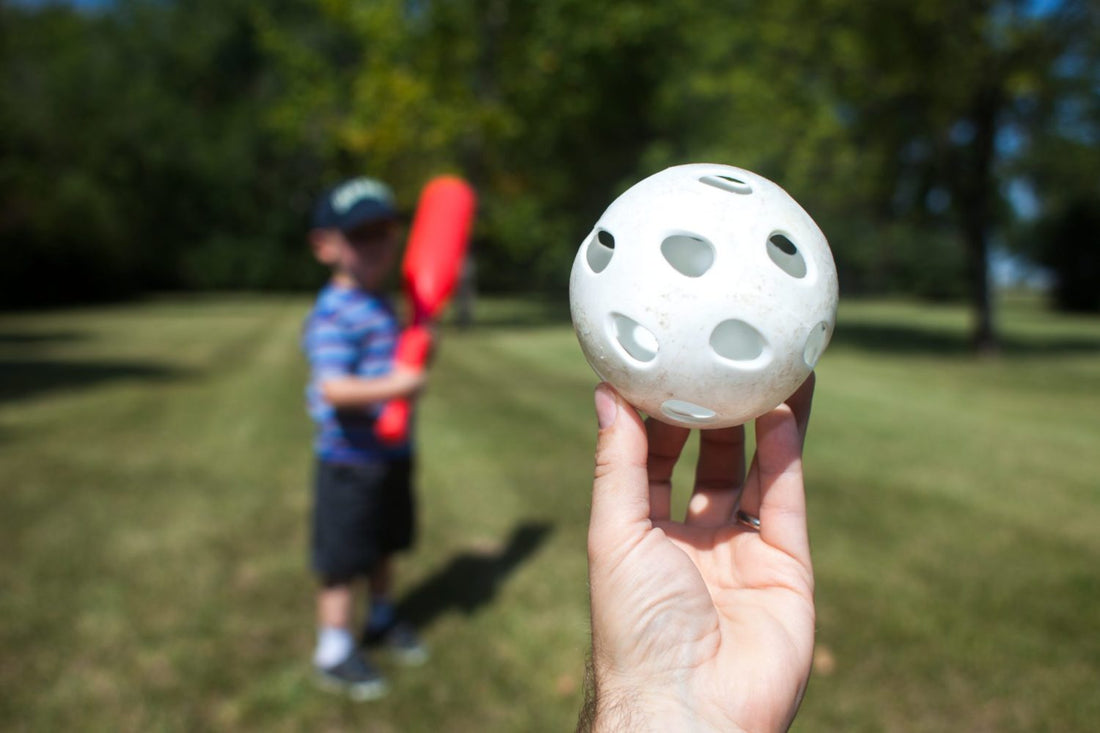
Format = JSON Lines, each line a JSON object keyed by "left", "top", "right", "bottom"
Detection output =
{"left": 569, "top": 163, "right": 838, "bottom": 429}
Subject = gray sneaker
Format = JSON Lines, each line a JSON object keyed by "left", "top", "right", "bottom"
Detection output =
{"left": 364, "top": 621, "right": 429, "bottom": 666}
{"left": 316, "top": 650, "right": 389, "bottom": 701}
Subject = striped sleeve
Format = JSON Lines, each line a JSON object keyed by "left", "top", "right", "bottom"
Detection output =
{"left": 305, "top": 314, "right": 360, "bottom": 381}
{"left": 305, "top": 295, "right": 397, "bottom": 381}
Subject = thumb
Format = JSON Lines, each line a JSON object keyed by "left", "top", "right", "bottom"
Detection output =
{"left": 589, "top": 384, "right": 651, "bottom": 545}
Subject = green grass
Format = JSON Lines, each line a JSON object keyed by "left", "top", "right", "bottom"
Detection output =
{"left": 2, "top": 293, "right": 1098, "bottom": 732}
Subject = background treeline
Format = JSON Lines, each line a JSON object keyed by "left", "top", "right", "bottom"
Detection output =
{"left": 2, "top": 0, "right": 1098, "bottom": 323}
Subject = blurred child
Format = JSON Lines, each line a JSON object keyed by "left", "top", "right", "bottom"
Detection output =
{"left": 301, "top": 177, "right": 429, "bottom": 700}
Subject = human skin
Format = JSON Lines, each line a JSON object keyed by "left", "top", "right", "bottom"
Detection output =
{"left": 317, "top": 557, "right": 394, "bottom": 628}
{"left": 581, "top": 376, "right": 816, "bottom": 733}
{"left": 309, "top": 219, "right": 421, "bottom": 640}
{"left": 309, "top": 220, "right": 425, "bottom": 407}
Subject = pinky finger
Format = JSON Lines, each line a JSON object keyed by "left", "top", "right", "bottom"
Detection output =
{"left": 753, "top": 404, "right": 811, "bottom": 567}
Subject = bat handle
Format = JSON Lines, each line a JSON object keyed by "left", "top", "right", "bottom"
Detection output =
{"left": 376, "top": 398, "right": 412, "bottom": 444}
{"left": 376, "top": 325, "right": 433, "bottom": 445}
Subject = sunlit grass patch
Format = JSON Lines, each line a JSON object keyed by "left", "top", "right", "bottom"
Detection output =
{"left": 1, "top": 293, "right": 1098, "bottom": 731}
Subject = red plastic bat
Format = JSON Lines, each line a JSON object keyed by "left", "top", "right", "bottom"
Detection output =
{"left": 376, "top": 175, "right": 476, "bottom": 444}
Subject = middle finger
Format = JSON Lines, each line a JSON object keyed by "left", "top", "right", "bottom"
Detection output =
{"left": 685, "top": 424, "right": 746, "bottom": 527}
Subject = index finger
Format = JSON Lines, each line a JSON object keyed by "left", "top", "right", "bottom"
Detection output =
{"left": 785, "top": 372, "right": 816, "bottom": 446}
{"left": 646, "top": 418, "right": 690, "bottom": 523}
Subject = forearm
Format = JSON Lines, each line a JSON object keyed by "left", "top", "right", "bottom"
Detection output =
{"left": 578, "top": 669, "right": 653, "bottom": 733}
{"left": 578, "top": 654, "right": 649, "bottom": 733}
{"left": 319, "top": 371, "right": 423, "bottom": 409}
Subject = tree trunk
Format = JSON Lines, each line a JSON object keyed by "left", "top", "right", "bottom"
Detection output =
{"left": 453, "top": 0, "right": 509, "bottom": 330}
{"left": 962, "top": 204, "right": 997, "bottom": 354}
{"left": 956, "top": 81, "right": 1003, "bottom": 354}
{"left": 455, "top": 250, "right": 476, "bottom": 329}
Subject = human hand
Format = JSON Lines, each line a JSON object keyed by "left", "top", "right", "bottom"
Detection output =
{"left": 581, "top": 376, "right": 816, "bottom": 733}
{"left": 389, "top": 365, "right": 427, "bottom": 399}
{"left": 319, "top": 367, "right": 426, "bottom": 409}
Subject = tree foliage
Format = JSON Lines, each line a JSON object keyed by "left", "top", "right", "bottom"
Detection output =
{"left": 2, "top": 0, "right": 1098, "bottom": 326}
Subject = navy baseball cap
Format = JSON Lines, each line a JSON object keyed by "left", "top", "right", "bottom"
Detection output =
{"left": 312, "top": 177, "right": 398, "bottom": 232}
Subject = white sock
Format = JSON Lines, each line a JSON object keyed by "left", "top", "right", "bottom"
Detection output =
{"left": 313, "top": 627, "right": 354, "bottom": 669}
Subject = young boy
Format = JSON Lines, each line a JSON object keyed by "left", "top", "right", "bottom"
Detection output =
{"left": 302, "top": 176, "right": 429, "bottom": 700}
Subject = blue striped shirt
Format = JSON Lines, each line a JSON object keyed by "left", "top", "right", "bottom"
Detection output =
{"left": 302, "top": 283, "right": 411, "bottom": 463}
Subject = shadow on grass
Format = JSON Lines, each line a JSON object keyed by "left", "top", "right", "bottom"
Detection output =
{"left": 0, "top": 359, "right": 184, "bottom": 405}
{"left": 0, "top": 328, "right": 185, "bottom": 405}
{"left": 397, "top": 521, "right": 553, "bottom": 629}
{"left": 0, "top": 330, "right": 87, "bottom": 346}
{"left": 833, "top": 323, "right": 1100, "bottom": 356}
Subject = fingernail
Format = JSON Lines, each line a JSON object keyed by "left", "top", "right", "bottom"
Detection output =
{"left": 594, "top": 383, "right": 618, "bottom": 429}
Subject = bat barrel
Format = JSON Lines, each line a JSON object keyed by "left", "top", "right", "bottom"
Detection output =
{"left": 403, "top": 176, "right": 477, "bottom": 319}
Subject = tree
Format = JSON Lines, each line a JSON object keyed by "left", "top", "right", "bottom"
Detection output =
{"left": 640, "top": 0, "right": 1099, "bottom": 348}
{"left": 1037, "top": 197, "right": 1100, "bottom": 312}
{"left": 818, "top": 0, "right": 1098, "bottom": 348}
{"left": 4, "top": 0, "right": 1096, "bottom": 312}
{"left": 0, "top": 0, "right": 346, "bottom": 304}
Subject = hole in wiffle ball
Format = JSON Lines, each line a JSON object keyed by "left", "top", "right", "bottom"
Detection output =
{"left": 586, "top": 229, "right": 615, "bottom": 273}
{"left": 700, "top": 175, "right": 754, "bottom": 195}
{"left": 661, "top": 234, "right": 715, "bottom": 277}
{"left": 766, "top": 232, "right": 807, "bottom": 279}
{"left": 803, "top": 321, "right": 829, "bottom": 368}
{"left": 710, "top": 319, "right": 766, "bottom": 362}
{"left": 661, "top": 399, "right": 717, "bottom": 424}
{"left": 611, "top": 313, "right": 658, "bottom": 363}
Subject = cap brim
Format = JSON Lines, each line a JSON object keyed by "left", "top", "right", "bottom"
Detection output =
{"left": 338, "top": 200, "right": 399, "bottom": 233}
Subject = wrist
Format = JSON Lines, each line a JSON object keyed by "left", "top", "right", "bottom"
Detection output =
{"left": 592, "top": 692, "right": 734, "bottom": 733}
{"left": 587, "top": 672, "right": 745, "bottom": 733}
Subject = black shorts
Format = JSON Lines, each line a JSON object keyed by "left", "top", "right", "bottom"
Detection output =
{"left": 311, "top": 457, "right": 416, "bottom": 582}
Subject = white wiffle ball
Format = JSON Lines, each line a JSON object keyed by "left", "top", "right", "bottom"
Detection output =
{"left": 569, "top": 163, "right": 838, "bottom": 428}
